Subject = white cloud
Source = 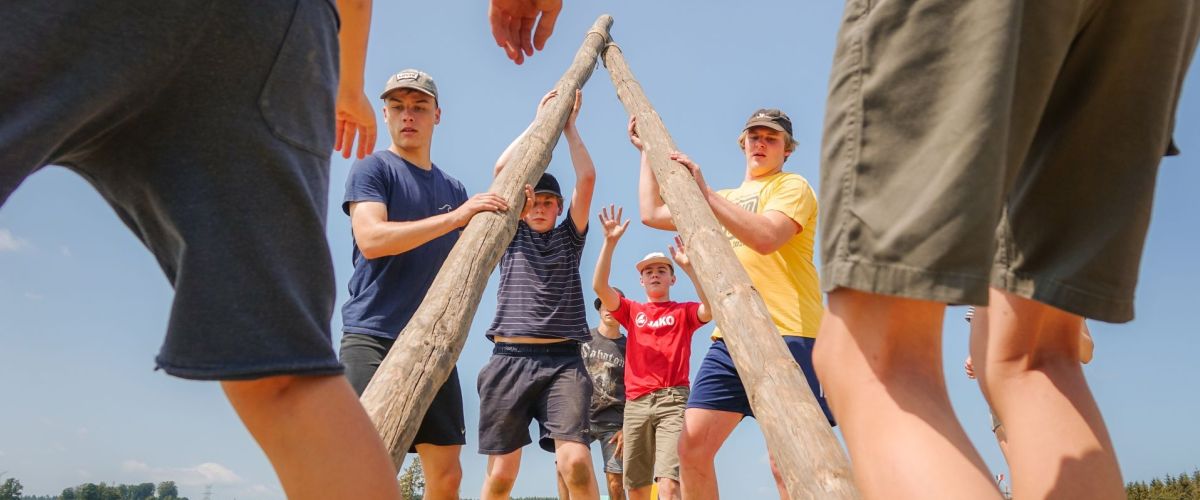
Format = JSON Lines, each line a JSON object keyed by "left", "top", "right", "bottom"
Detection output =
{"left": 60, "top": 245, "right": 72, "bottom": 257}
{"left": 78, "top": 469, "right": 91, "bottom": 479}
{"left": 122, "top": 460, "right": 243, "bottom": 486}
{"left": 76, "top": 427, "right": 90, "bottom": 437}
{"left": 0, "top": 228, "right": 30, "bottom": 252}
{"left": 24, "top": 292, "right": 43, "bottom": 300}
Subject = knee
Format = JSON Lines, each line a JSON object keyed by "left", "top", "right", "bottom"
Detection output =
{"left": 425, "top": 462, "right": 463, "bottom": 493}
{"left": 557, "top": 454, "right": 592, "bottom": 485}
{"left": 677, "top": 435, "right": 714, "bottom": 469}
{"left": 484, "top": 467, "right": 517, "bottom": 493}
{"left": 606, "top": 474, "right": 625, "bottom": 499}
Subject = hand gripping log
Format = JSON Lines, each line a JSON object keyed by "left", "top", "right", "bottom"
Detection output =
{"left": 360, "top": 14, "right": 614, "bottom": 468}
{"left": 601, "top": 41, "right": 859, "bottom": 499}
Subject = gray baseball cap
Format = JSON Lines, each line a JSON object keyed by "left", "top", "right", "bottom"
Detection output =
{"left": 380, "top": 69, "right": 438, "bottom": 101}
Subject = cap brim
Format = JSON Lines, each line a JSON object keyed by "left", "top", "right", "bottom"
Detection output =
{"left": 743, "top": 120, "right": 788, "bottom": 134}
{"left": 380, "top": 85, "right": 437, "bottom": 100}
{"left": 636, "top": 257, "right": 674, "bottom": 273}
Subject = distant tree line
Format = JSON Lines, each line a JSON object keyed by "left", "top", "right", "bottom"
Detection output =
{"left": 0, "top": 474, "right": 190, "bottom": 500}
{"left": 1127, "top": 469, "right": 1200, "bottom": 500}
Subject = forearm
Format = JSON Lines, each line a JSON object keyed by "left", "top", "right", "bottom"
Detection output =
{"left": 335, "top": 0, "right": 371, "bottom": 93}
{"left": 638, "top": 152, "right": 676, "bottom": 230}
{"left": 495, "top": 122, "right": 537, "bottom": 177}
{"left": 704, "top": 191, "right": 781, "bottom": 254}
{"left": 592, "top": 240, "right": 621, "bottom": 308}
{"left": 356, "top": 212, "right": 462, "bottom": 258}
{"left": 681, "top": 265, "right": 710, "bottom": 308}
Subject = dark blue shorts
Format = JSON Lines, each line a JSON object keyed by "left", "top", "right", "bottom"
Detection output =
{"left": 688, "top": 337, "right": 835, "bottom": 425}
{"left": 0, "top": 1, "right": 343, "bottom": 380}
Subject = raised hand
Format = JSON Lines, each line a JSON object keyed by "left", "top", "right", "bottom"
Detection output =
{"left": 670, "top": 151, "right": 710, "bottom": 194}
{"left": 627, "top": 116, "right": 644, "bottom": 151}
{"left": 598, "top": 204, "right": 630, "bottom": 242}
{"left": 669, "top": 235, "right": 692, "bottom": 269}
{"left": 488, "top": 0, "right": 562, "bottom": 65}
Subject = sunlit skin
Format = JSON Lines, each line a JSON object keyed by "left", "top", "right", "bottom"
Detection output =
{"left": 523, "top": 193, "right": 563, "bottom": 233}
{"left": 639, "top": 263, "right": 676, "bottom": 302}
{"left": 742, "top": 126, "right": 790, "bottom": 180}
{"left": 383, "top": 89, "right": 440, "bottom": 165}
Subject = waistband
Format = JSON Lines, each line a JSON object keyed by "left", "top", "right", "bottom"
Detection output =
{"left": 492, "top": 341, "right": 581, "bottom": 356}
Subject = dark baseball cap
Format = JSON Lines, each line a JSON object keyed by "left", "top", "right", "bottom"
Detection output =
{"left": 743, "top": 108, "right": 793, "bottom": 136}
{"left": 380, "top": 69, "right": 438, "bottom": 101}
{"left": 594, "top": 287, "right": 625, "bottom": 310}
{"left": 534, "top": 173, "right": 562, "bottom": 198}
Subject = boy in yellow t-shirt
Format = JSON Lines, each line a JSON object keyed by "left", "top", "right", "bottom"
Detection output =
{"left": 629, "top": 109, "right": 832, "bottom": 500}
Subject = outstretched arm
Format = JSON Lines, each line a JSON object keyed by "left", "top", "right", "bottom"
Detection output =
{"left": 669, "top": 235, "right": 712, "bottom": 323}
{"left": 349, "top": 194, "right": 508, "bottom": 258}
{"left": 565, "top": 89, "right": 595, "bottom": 232}
{"left": 334, "top": 0, "right": 376, "bottom": 159}
{"left": 592, "top": 205, "right": 630, "bottom": 311}
{"left": 629, "top": 117, "right": 676, "bottom": 230}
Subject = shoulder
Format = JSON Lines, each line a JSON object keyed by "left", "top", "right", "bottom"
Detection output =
{"left": 432, "top": 164, "right": 467, "bottom": 192}
{"left": 767, "top": 172, "right": 813, "bottom": 194}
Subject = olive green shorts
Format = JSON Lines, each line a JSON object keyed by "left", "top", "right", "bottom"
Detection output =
{"left": 820, "top": 0, "right": 1200, "bottom": 322}
{"left": 622, "top": 386, "right": 688, "bottom": 489}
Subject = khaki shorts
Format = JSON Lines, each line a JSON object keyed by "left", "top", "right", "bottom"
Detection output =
{"left": 820, "top": 0, "right": 1200, "bottom": 322}
{"left": 622, "top": 386, "right": 688, "bottom": 489}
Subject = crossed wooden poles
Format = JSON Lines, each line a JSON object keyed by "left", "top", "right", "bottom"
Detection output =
{"left": 358, "top": 14, "right": 859, "bottom": 499}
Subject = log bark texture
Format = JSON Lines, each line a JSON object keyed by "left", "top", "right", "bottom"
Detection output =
{"left": 602, "top": 42, "right": 860, "bottom": 499}
{"left": 360, "top": 14, "right": 614, "bottom": 468}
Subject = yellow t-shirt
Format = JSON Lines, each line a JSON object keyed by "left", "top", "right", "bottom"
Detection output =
{"left": 712, "top": 171, "right": 823, "bottom": 339}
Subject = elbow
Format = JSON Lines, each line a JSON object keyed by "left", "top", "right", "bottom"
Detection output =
{"left": 747, "top": 236, "right": 779, "bottom": 255}
{"left": 578, "top": 169, "right": 596, "bottom": 186}
{"left": 358, "top": 242, "right": 386, "bottom": 260}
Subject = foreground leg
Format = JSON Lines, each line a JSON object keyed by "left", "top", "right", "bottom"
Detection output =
{"left": 222, "top": 375, "right": 400, "bottom": 500}
{"left": 813, "top": 289, "right": 1000, "bottom": 499}
{"left": 604, "top": 472, "right": 625, "bottom": 500}
{"left": 481, "top": 450, "right": 522, "bottom": 500}
{"left": 974, "top": 289, "right": 1122, "bottom": 499}
{"left": 556, "top": 440, "right": 599, "bottom": 500}
{"left": 415, "top": 443, "right": 462, "bottom": 500}
{"left": 677, "top": 408, "right": 740, "bottom": 500}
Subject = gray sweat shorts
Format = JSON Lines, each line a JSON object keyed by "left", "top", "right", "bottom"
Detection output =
{"left": 0, "top": 0, "right": 344, "bottom": 379}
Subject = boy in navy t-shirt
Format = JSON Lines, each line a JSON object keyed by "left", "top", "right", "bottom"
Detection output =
{"left": 477, "top": 89, "right": 600, "bottom": 500}
{"left": 341, "top": 69, "right": 510, "bottom": 499}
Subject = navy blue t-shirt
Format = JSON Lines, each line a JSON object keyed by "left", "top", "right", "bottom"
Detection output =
{"left": 486, "top": 215, "right": 590, "bottom": 342}
{"left": 342, "top": 151, "right": 468, "bottom": 339}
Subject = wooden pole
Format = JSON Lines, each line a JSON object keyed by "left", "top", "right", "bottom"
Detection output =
{"left": 601, "top": 42, "right": 859, "bottom": 499}
{"left": 360, "top": 14, "right": 615, "bottom": 468}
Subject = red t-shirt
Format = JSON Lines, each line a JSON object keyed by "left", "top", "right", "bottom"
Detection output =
{"left": 611, "top": 297, "right": 706, "bottom": 401}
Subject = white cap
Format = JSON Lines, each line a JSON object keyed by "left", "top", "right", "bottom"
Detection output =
{"left": 635, "top": 252, "right": 674, "bottom": 273}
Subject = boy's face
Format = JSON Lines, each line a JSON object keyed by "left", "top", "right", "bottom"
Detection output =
{"left": 382, "top": 89, "right": 440, "bottom": 151}
{"left": 523, "top": 193, "right": 562, "bottom": 233}
{"left": 599, "top": 307, "right": 619, "bottom": 327}
{"left": 639, "top": 264, "right": 676, "bottom": 299}
{"left": 743, "top": 126, "right": 790, "bottom": 177}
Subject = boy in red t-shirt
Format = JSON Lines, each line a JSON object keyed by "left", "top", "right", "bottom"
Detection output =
{"left": 592, "top": 205, "right": 712, "bottom": 500}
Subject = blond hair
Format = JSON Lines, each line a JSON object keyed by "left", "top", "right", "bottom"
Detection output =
{"left": 737, "top": 129, "right": 799, "bottom": 155}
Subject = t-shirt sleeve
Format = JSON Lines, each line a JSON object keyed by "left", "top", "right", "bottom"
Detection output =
{"left": 560, "top": 207, "right": 588, "bottom": 246}
{"left": 762, "top": 174, "right": 817, "bottom": 231}
{"left": 611, "top": 297, "right": 633, "bottom": 331}
{"left": 343, "top": 156, "right": 389, "bottom": 215}
{"left": 684, "top": 301, "right": 705, "bottom": 330}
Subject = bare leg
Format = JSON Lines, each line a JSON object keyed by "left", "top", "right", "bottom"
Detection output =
{"left": 812, "top": 289, "right": 1001, "bottom": 499}
{"left": 677, "top": 408, "right": 741, "bottom": 500}
{"left": 656, "top": 477, "right": 680, "bottom": 500}
{"left": 221, "top": 375, "right": 400, "bottom": 500}
{"left": 481, "top": 449, "right": 521, "bottom": 500}
{"left": 414, "top": 443, "right": 462, "bottom": 500}
{"left": 556, "top": 440, "right": 600, "bottom": 500}
{"left": 604, "top": 472, "right": 625, "bottom": 500}
{"left": 557, "top": 470, "right": 571, "bottom": 500}
{"left": 973, "top": 289, "right": 1123, "bottom": 499}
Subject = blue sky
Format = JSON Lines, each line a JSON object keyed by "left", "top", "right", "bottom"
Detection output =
{"left": 2, "top": 2, "right": 1198, "bottom": 498}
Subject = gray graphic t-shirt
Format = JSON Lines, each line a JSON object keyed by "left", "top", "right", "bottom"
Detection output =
{"left": 581, "top": 327, "right": 627, "bottom": 425}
